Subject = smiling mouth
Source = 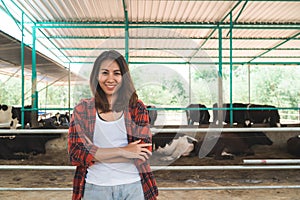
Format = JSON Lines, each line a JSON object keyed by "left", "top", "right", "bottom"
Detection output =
{"left": 105, "top": 84, "right": 118, "bottom": 91}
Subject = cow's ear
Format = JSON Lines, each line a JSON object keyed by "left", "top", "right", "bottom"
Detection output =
{"left": 2, "top": 104, "right": 8, "bottom": 111}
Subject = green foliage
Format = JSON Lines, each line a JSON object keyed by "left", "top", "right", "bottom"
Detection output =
{"left": 0, "top": 65, "right": 299, "bottom": 120}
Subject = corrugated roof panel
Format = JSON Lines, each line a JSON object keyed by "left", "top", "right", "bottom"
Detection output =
{"left": 236, "top": 1, "right": 300, "bottom": 23}
{"left": 280, "top": 39, "right": 300, "bottom": 49}
{"left": 13, "top": 0, "right": 124, "bottom": 21}
{"left": 229, "top": 29, "right": 298, "bottom": 39}
{"left": 129, "top": 0, "right": 238, "bottom": 23}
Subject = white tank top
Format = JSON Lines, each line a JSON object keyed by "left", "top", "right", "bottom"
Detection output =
{"left": 85, "top": 113, "right": 140, "bottom": 186}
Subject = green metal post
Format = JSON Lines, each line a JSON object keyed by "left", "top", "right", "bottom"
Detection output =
{"left": 68, "top": 63, "right": 71, "bottom": 114}
{"left": 123, "top": 0, "right": 129, "bottom": 63}
{"left": 218, "top": 26, "right": 223, "bottom": 125}
{"left": 31, "top": 25, "right": 38, "bottom": 127}
{"left": 248, "top": 64, "right": 251, "bottom": 103}
{"left": 229, "top": 12, "right": 233, "bottom": 127}
{"left": 21, "top": 12, "right": 25, "bottom": 128}
{"left": 188, "top": 63, "right": 191, "bottom": 104}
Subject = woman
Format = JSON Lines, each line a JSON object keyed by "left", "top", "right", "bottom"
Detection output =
{"left": 68, "top": 50, "right": 158, "bottom": 200}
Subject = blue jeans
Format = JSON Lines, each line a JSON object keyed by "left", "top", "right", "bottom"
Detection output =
{"left": 83, "top": 181, "right": 144, "bottom": 200}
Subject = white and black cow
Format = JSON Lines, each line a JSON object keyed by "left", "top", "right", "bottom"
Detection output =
{"left": 195, "top": 132, "right": 273, "bottom": 160}
{"left": 0, "top": 133, "right": 61, "bottom": 159}
{"left": 213, "top": 103, "right": 281, "bottom": 127}
{"left": 146, "top": 105, "right": 158, "bottom": 126}
{"left": 152, "top": 131, "right": 273, "bottom": 161}
{"left": 152, "top": 133, "right": 198, "bottom": 161}
{"left": 0, "top": 104, "right": 18, "bottom": 128}
{"left": 0, "top": 104, "right": 33, "bottom": 129}
{"left": 287, "top": 135, "right": 300, "bottom": 157}
{"left": 186, "top": 104, "right": 210, "bottom": 125}
{"left": 38, "top": 112, "right": 70, "bottom": 129}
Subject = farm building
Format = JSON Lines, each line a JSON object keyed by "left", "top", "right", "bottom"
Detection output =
{"left": 0, "top": 1, "right": 300, "bottom": 200}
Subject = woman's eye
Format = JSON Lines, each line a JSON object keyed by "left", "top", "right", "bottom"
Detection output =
{"left": 114, "top": 72, "right": 121, "bottom": 76}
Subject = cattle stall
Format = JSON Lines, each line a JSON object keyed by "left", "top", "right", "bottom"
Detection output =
{"left": 0, "top": 0, "right": 299, "bottom": 199}
{"left": 0, "top": 127, "right": 300, "bottom": 194}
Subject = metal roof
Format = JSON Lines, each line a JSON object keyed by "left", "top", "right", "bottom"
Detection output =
{"left": 0, "top": 30, "right": 84, "bottom": 84}
{"left": 0, "top": 0, "right": 299, "bottom": 83}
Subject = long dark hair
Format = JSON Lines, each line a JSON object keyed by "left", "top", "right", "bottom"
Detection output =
{"left": 89, "top": 50, "right": 138, "bottom": 112}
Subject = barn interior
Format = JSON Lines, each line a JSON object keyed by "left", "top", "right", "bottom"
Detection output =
{"left": 0, "top": 1, "right": 299, "bottom": 198}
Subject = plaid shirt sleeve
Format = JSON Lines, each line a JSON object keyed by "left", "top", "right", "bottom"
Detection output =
{"left": 68, "top": 99, "right": 98, "bottom": 200}
{"left": 68, "top": 100, "right": 98, "bottom": 167}
{"left": 126, "top": 100, "right": 159, "bottom": 200}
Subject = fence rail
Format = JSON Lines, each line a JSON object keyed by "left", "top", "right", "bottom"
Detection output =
{"left": 0, "top": 127, "right": 300, "bottom": 134}
{"left": 1, "top": 164, "right": 300, "bottom": 191}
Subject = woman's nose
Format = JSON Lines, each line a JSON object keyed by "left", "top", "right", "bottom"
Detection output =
{"left": 107, "top": 73, "right": 115, "bottom": 81}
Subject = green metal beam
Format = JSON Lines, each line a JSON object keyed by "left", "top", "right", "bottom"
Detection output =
{"left": 0, "top": 0, "right": 22, "bottom": 31}
{"left": 34, "top": 24, "right": 300, "bottom": 30}
{"left": 43, "top": 35, "right": 300, "bottom": 40}
{"left": 55, "top": 47, "right": 300, "bottom": 51}
{"left": 64, "top": 55, "right": 300, "bottom": 59}
{"left": 248, "top": 31, "right": 300, "bottom": 63}
{"left": 67, "top": 61, "right": 300, "bottom": 65}
{"left": 128, "top": 61, "right": 300, "bottom": 65}
{"left": 35, "top": 21, "right": 300, "bottom": 27}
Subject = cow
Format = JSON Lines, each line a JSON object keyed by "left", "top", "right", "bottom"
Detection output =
{"left": 12, "top": 105, "right": 34, "bottom": 128}
{"left": 153, "top": 131, "right": 273, "bottom": 161}
{"left": 287, "top": 135, "right": 300, "bottom": 157}
{"left": 0, "top": 133, "right": 61, "bottom": 159}
{"left": 195, "top": 131, "right": 273, "bottom": 160}
{"left": 0, "top": 104, "right": 18, "bottom": 128}
{"left": 38, "top": 112, "right": 70, "bottom": 129}
{"left": 152, "top": 133, "right": 198, "bottom": 161}
{"left": 51, "top": 112, "right": 70, "bottom": 126}
{"left": 213, "top": 103, "right": 281, "bottom": 127}
{"left": 0, "top": 104, "right": 34, "bottom": 129}
{"left": 146, "top": 105, "right": 157, "bottom": 126}
{"left": 247, "top": 104, "right": 281, "bottom": 127}
{"left": 186, "top": 104, "right": 210, "bottom": 125}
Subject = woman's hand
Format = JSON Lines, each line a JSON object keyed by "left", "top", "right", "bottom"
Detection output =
{"left": 121, "top": 140, "right": 152, "bottom": 162}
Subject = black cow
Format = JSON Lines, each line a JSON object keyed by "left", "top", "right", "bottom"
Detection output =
{"left": 12, "top": 105, "right": 34, "bottom": 127}
{"left": 247, "top": 104, "right": 281, "bottom": 127}
{"left": 152, "top": 132, "right": 198, "bottom": 161}
{"left": 146, "top": 105, "right": 157, "bottom": 126}
{"left": 0, "top": 133, "right": 61, "bottom": 159}
{"left": 186, "top": 104, "right": 210, "bottom": 125}
{"left": 195, "top": 132, "right": 273, "bottom": 160}
{"left": 213, "top": 103, "right": 281, "bottom": 127}
{"left": 287, "top": 135, "right": 300, "bottom": 157}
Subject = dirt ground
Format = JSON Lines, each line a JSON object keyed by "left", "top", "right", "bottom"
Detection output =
{"left": 0, "top": 132, "right": 300, "bottom": 200}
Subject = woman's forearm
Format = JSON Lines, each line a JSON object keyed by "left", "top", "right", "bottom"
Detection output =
{"left": 93, "top": 140, "right": 152, "bottom": 163}
{"left": 93, "top": 147, "right": 124, "bottom": 162}
{"left": 97, "top": 157, "right": 133, "bottom": 163}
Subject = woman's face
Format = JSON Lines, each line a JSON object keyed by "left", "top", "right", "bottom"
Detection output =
{"left": 98, "top": 59, "right": 122, "bottom": 98}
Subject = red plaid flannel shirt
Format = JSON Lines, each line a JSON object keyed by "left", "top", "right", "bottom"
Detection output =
{"left": 68, "top": 98, "right": 158, "bottom": 200}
